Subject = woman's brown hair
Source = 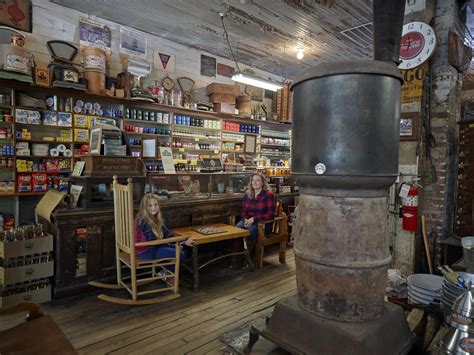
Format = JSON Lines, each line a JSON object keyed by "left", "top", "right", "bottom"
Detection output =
{"left": 245, "top": 174, "right": 269, "bottom": 199}
{"left": 135, "top": 193, "right": 164, "bottom": 239}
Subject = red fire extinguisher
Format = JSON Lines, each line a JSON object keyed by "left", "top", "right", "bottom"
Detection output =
{"left": 400, "top": 183, "right": 418, "bottom": 231}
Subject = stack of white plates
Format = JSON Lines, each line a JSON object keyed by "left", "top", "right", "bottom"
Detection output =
{"left": 407, "top": 274, "right": 442, "bottom": 306}
{"left": 442, "top": 271, "right": 474, "bottom": 316}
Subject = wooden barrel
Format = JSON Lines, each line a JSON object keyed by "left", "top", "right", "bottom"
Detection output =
{"left": 236, "top": 95, "right": 251, "bottom": 115}
{"left": 82, "top": 47, "right": 106, "bottom": 73}
{"left": 83, "top": 70, "right": 105, "bottom": 95}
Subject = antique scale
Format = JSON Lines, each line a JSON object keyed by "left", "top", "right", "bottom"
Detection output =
{"left": 46, "top": 40, "right": 87, "bottom": 91}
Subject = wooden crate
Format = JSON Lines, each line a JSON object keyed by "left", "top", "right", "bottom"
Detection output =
{"left": 214, "top": 103, "right": 236, "bottom": 114}
{"left": 209, "top": 93, "right": 238, "bottom": 104}
{"left": 0, "top": 235, "right": 53, "bottom": 259}
{"left": 206, "top": 83, "right": 240, "bottom": 96}
{"left": 0, "top": 261, "right": 54, "bottom": 284}
{"left": 272, "top": 83, "right": 292, "bottom": 122}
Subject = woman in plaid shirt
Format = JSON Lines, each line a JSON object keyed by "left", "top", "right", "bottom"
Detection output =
{"left": 236, "top": 174, "right": 275, "bottom": 247}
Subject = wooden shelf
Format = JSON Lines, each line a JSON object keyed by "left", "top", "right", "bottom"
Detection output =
{"left": 123, "top": 118, "right": 170, "bottom": 125}
{"left": 16, "top": 155, "right": 72, "bottom": 159}
{"left": 172, "top": 148, "right": 220, "bottom": 153}
{"left": 222, "top": 130, "right": 258, "bottom": 136}
{"left": 123, "top": 132, "right": 170, "bottom": 138}
{"left": 0, "top": 104, "right": 13, "bottom": 110}
{"left": 172, "top": 124, "right": 221, "bottom": 131}
{"left": 260, "top": 134, "right": 290, "bottom": 139}
{"left": 13, "top": 191, "right": 48, "bottom": 196}
{"left": 16, "top": 139, "right": 72, "bottom": 143}
{"left": 15, "top": 123, "right": 73, "bottom": 129}
{"left": 16, "top": 171, "right": 71, "bottom": 174}
{"left": 172, "top": 134, "right": 221, "bottom": 141}
{"left": 260, "top": 143, "right": 291, "bottom": 148}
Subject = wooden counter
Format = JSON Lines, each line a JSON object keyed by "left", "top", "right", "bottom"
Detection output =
{"left": 42, "top": 193, "right": 298, "bottom": 298}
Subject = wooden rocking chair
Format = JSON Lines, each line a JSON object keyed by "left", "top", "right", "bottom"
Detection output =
{"left": 255, "top": 198, "right": 289, "bottom": 269}
{"left": 89, "top": 176, "right": 186, "bottom": 305}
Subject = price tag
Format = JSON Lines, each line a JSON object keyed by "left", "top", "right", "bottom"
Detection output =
{"left": 399, "top": 184, "right": 410, "bottom": 198}
{"left": 194, "top": 138, "right": 199, "bottom": 142}
{"left": 214, "top": 150, "right": 219, "bottom": 154}
{"left": 179, "top": 148, "right": 185, "bottom": 152}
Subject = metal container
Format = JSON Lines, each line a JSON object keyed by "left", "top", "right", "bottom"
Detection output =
{"left": 440, "top": 328, "right": 474, "bottom": 354}
{"left": 462, "top": 237, "right": 474, "bottom": 273}
{"left": 291, "top": 60, "right": 402, "bottom": 196}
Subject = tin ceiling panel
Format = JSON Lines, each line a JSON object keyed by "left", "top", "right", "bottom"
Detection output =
{"left": 51, "top": 0, "right": 373, "bottom": 79}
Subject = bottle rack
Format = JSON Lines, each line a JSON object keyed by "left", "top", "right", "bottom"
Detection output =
{"left": 0, "top": 225, "right": 53, "bottom": 307}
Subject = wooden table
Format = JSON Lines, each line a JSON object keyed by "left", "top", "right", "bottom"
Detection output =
{"left": 172, "top": 223, "right": 253, "bottom": 291}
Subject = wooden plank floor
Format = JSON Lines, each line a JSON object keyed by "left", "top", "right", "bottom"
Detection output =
{"left": 43, "top": 249, "right": 297, "bottom": 354}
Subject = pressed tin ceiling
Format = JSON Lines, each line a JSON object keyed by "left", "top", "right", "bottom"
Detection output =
{"left": 51, "top": 0, "right": 374, "bottom": 79}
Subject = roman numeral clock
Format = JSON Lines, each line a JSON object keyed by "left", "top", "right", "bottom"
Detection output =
{"left": 399, "top": 21, "right": 437, "bottom": 70}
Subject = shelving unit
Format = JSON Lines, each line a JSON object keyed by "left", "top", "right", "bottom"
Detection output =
{"left": 0, "top": 78, "right": 292, "bottom": 183}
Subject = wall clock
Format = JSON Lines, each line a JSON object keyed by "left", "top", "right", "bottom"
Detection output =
{"left": 162, "top": 75, "right": 175, "bottom": 91}
{"left": 399, "top": 21, "right": 436, "bottom": 70}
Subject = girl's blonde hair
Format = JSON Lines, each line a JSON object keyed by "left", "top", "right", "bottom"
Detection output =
{"left": 136, "top": 193, "right": 164, "bottom": 239}
{"left": 245, "top": 174, "right": 269, "bottom": 199}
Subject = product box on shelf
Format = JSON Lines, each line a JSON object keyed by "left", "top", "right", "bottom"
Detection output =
{"left": 74, "top": 128, "right": 89, "bottom": 142}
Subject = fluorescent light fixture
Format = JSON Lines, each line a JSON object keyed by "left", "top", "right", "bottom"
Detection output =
{"left": 231, "top": 72, "right": 282, "bottom": 92}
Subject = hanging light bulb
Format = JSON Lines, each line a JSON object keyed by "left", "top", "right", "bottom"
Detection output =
{"left": 296, "top": 49, "right": 304, "bottom": 60}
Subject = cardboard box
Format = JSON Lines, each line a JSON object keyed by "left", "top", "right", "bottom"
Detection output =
{"left": 0, "top": 235, "right": 53, "bottom": 259}
{"left": 209, "top": 93, "right": 238, "bottom": 104}
{"left": 206, "top": 83, "right": 240, "bottom": 96}
{"left": 0, "top": 261, "right": 54, "bottom": 284}
{"left": 214, "top": 103, "right": 236, "bottom": 114}
{"left": 0, "top": 285, "right": 51, "bottom": 307}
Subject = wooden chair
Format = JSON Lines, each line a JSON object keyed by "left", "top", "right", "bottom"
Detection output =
{"left": 255, "top": 198, "right": 289, "bottom": 269}
{"left": 0, "top": 302, "right": 76, "bottom": 354}
{"left": 89, "top": 176, "right": 186, "bottom": 305}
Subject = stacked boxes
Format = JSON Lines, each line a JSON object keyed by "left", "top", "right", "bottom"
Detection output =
{"left": 0, "top": 230, "right": 53, "bottom": 306}
{"left": 206, "top": 83, "right": 240, "bottom": 114}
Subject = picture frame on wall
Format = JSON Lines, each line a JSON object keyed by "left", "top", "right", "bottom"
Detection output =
{"left": 244, "top": 135, "right": 256, "bottom": 153}
{"left": 89, "top": 127, "right": 102, "bottom": 155}
{"left": 400, "top": 112, "right": 419, "bottom": 141}
{"left": 0, "top": 0, "right": 32, "bottom": 32}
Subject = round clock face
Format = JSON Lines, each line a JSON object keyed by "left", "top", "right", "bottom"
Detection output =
{"left": 162, "top": 76, "right": 175, "bottom": 91}
{"left": 399, "top": 21, "right": 436, "bottom": 70}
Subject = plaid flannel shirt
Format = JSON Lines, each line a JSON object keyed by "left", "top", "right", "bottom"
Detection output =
{"left": 241, "top": 190, "right": 275, "bottom": 223}
{"left": 135, "top": 219, "right": 175, "bottom": 254}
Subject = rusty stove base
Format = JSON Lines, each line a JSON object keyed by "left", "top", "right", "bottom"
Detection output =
{"left": 244, "top": 296, "right": 415, "bottom": 355}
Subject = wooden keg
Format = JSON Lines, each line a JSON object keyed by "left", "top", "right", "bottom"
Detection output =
{"left": 82, "top": 47, "right": 106, "bottom": 95}
{"left": 236, "top": 95, "right": 251, "bottom": 115}
{"left": 83, "top": 70, "right": 105, "bottom": 95}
